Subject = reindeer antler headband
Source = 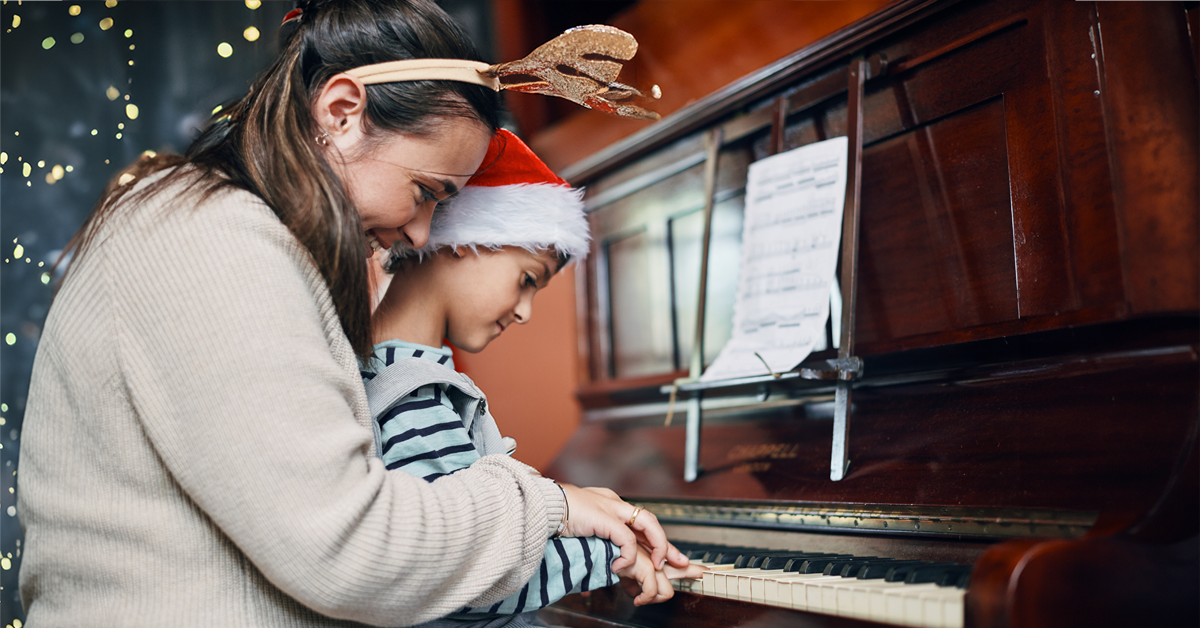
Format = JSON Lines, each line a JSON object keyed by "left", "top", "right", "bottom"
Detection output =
{"left": 345, "top": 25, "right": 660, "bottom": 121}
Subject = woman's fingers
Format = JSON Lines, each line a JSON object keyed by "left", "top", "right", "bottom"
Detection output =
{"left": 625, "top": 507, "right": 688, "bottom": 569}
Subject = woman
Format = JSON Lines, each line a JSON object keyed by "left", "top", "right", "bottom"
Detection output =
{"left": 16, "top": 1, "right": 681, "bottom": 625}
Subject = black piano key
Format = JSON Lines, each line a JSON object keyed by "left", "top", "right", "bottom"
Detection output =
{"left": 884, "top": 562, "right": 958, "bottom": 582}
{"left": 787, "top": 554, "right": 855, "bottom": 573}
{"left": 823, "top": 557, "right": 894, "bottom": 576}
{"left": 905, "top": 564, "right": 972, "bottom": 586}
{"left": 952, "top": 570, "right": 973, "bottom": 589}
{"left": 853, "top": 560, "right": 926, "bottom": 579}
{"left": 759, "top": 553, "right": 824, "bottom": 570}
{"left": 798, "top": 555, "right": 876, "bottom": 574}
{"left": 733, "top": 551, "right": 791, "bottom": 568}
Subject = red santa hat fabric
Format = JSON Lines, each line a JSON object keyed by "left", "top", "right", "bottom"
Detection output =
{"left": 397, "top": 129, "right": 590, "bottom": 261}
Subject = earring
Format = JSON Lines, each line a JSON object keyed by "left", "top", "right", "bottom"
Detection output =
{"left": 315, "top": 130, "right": 330, "bottom": 147}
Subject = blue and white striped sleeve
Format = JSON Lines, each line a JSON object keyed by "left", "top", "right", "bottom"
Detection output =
{"left": 377, "top": 384, "right": 479, "bottom": 482}
{"left": 455, "top": 536, "right": 620, "bottom": 618}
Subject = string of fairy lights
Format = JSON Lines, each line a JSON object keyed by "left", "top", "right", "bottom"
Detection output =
{"left": 0, "top": 2, "right": 279, "bottom": 622}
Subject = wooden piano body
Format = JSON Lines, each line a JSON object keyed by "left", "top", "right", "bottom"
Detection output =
{"left": 539, "top": 1, "right": 1199, "bottom": 626}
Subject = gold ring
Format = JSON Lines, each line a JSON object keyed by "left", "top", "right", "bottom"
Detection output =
{"left": 628, "top": 506, "right": 643, "bottom": 526}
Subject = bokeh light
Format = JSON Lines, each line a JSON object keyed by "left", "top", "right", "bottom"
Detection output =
{"left": 125, "top": 104, "right": 139, "bottom": 120}
{"left": 217, "top": 42, "right": 233, "bottom": 58}
{"left": 70, "top": 32, "right": 84, "bottom": 44}
{"left": 99, "top": 17, "right": 113, "bottom": 31}
{"left": 243, "top": 26, "right": 260, "bottom": 42}
{"left": 41, "top": 37, "right": 55, "bottom": 50}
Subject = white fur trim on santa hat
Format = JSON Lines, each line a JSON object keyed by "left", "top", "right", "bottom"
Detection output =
{"left": 391, "top": 182, "right": 590, "bottom": 262}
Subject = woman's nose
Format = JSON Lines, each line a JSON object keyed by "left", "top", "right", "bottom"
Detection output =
{"left": 402, "top": 201, "right": 435, "bottom": 249}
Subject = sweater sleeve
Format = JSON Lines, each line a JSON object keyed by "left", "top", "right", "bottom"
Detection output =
{"left": 108, "top": 187, "right": 563, "bottom": 626}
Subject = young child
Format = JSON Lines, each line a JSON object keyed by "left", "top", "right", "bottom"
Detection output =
{"left": 362, "top": 130, "right": 703, "bottom": 627}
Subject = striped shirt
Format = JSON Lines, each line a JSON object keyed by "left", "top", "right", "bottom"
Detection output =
{"left": 361, "top": 340, "right": 619, "bottom": 620}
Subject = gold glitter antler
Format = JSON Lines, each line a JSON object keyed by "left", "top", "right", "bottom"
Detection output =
{"left": 487, "top": 25, "right": 660, "bottom": 121}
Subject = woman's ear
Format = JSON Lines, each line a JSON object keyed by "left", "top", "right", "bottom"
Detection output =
{"left": 313, "top": 73, "right": 368, "bottom": 150}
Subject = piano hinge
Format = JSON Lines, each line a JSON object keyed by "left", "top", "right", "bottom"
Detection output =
{"left": 634, "top": 500, "right": 1098, "bottom": 540}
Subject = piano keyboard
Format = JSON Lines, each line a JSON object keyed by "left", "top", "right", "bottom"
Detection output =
{"left": 673, "top": 543, "right": 969, "bottom": 628}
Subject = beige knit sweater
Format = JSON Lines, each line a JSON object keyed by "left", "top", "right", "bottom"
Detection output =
{"left": 17, "top": 172, "right": 564, "bottom": 627}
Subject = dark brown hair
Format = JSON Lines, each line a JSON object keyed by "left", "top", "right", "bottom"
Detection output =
{"left": 61, "top": 0, "right": 500, "bottom": 359}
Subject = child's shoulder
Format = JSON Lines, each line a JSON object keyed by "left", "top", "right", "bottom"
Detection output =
{"left": 363, "top": 339, "right": 456, "bottom": 375}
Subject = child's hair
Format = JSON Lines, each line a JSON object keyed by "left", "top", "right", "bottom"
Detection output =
{"left": 61, "top": 0, "right": 500, "bottom": 360}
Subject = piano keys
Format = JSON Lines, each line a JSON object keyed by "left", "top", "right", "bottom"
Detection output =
{"left": 538, "top": 0, "right": 1200, "bottom": 626}
{"left": 678, "top": 542, "right": 969, "bottom": 627}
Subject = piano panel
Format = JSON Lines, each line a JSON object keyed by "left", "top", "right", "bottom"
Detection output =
{"left": 550, "top": 323, "right": 1198, "bottom": 512}
{"left": 857, "top": 98, "right": 1017, "bottom": 342}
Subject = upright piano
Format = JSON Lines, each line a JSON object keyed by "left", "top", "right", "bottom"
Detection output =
{"left": 538, "top": 1, "right": 1199, "bottom": 626}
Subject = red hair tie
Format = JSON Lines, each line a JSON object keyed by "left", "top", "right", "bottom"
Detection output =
{"left": 281, "top": 8, "right": 302, "bottom": 25}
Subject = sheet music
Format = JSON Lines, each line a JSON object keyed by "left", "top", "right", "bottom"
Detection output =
{"left": 700, "top": 136, "right": 848, "bottom": 382}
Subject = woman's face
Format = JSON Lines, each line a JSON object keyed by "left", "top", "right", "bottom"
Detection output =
{"left": 333, "top": 118, "right": 492, "bottom": 254}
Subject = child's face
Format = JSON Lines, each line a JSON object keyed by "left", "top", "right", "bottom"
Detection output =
{"left": 435, "top": 246, "right": 560, "bottom": 353}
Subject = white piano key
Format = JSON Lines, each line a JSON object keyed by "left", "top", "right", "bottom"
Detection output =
{"left": 787, "top": 575, "right": 842, "bottom": 610}
{"left": 731, "top": 568, "right": 787, "bottom": 601}
{"left": 846, "top": 580, "right": 908, "bottom": 619}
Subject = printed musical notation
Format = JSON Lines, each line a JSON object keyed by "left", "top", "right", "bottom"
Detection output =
{"left": 701, "top": 136, "right": 848, "bottom": 382}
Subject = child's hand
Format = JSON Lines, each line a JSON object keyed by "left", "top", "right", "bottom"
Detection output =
{"left": 615, "top": 545, "right": 708, "bottom": 606}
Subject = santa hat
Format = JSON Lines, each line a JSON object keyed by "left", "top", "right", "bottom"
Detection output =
{"left": 390, "top": 129, "right": 590, "bottom": 263}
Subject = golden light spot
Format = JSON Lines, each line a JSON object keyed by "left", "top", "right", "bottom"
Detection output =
{"left": 41, "top": 272, "right": 50, "bottom": 284}
{"left": 0, "top": 167, "right": 4, "bottom": 174}
{"left": 245, "top": 0, "right": 261, "bottom": 8}
{"left": 66, "top": 165, "right": 74, "bottom": 172}
{"left": 125, "top": 104, "right": 139, "bottom": 120}
{"left": 21, "top": 162, "right": 30, "bottom": 177}
{"left": 13, "top": 245, "right": 23, "bottom": 258}
{"left": 41, "top": 36, "right": 55, "bottom": 49}
{"left": 99, "top": 17, "right": 113, "bottom": 30}
{"left": 1, "top": 403, "right": 7, "bottom": 411}
{"left": 141, "top": 149, "right": 156, "bottom": 158}
{"left": 243, "top": 26, "right": 260, "bottom": 42}
{"left": 91, "top": 129, "right": 98, "bottom": 136}
{"left": 37, "top": 261, "right": 43, "bottom": 266}
{"left": 24, "top": 258, "right": 30, "bottom": 263}
{"left": 11, "top": 14, "right": 19, "bottom": 28}
{"left": 14, "top": 617, "right": 23, "bottom": 628}
{"left": 217, "top": 42, "right": 233, "bottom": 58}
{"left": 123, "top": 28, "right": 132, "bottom": 38}
{"left": 115, "top": 132, "right": 123, "bottom": 139}
{"left": 127, "top": 60, "right": 134, "bottom": 66}
{"left": 44, "top": 173, "right": 55, "bottom": 185}
{"left": 0, "top": 152, "right": 6, "bottom": 164}
{"left": 13, "top": 131, "right": 18, "bottom": 136}
{"left": 105, "top": 0, "right": 117, "bottom": 7}
{"left": 70, "top": 32, "right": 84, "bottom": 44}
{"left": 4, "top": 334, "right": 14, "bottom": 346}
{"left": 1, "top": 557, "right": 10, "bottom": 570}
{"left": 211, "top": 104, "right": 223, "bottom": 115}
{"left": 69, "top": 4, "right": 80, "bottom": 16}
{"left": 128, "top": 44, "right": 134, "bottom": 51}
{"left": 105, "top": 159, "right": 110, "bottom": 164}
{"left": 118, "top": 123, "right": 124, "bottom": 129}
{"left": 52, "top": 164, "right": 63, "bottom": 180}
{"left": 106, "top": 85, "right": 119, "bottom": 100}
{"left": 36, "top": 160, "right": 44, "bottom": 168}
{"left": 117, "top": 172, "right": 135, "bottom": 185}
{"left": 123, "top": 94, "right": 129, "bottom": 100}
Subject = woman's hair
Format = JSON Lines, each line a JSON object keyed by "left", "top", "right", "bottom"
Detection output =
{"left": 62, "top": 0, "right": 501, "bottom": 359}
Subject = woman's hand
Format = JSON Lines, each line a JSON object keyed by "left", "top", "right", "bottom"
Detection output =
{"left": 558, "top": 483, "right": 690, "bottom": 572}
